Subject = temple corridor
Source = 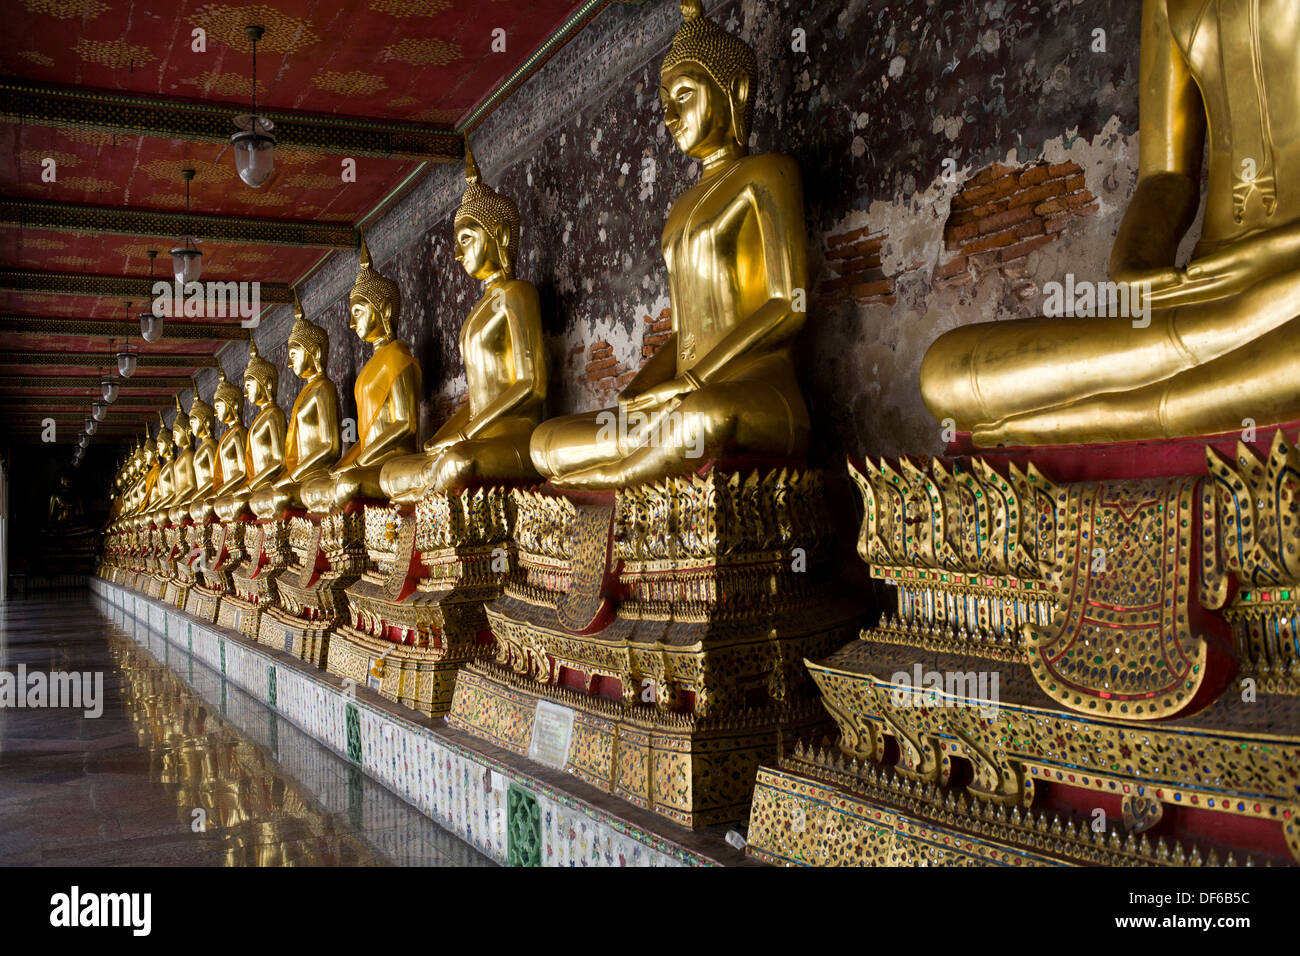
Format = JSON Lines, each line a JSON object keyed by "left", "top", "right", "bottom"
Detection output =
{"left": 0, "top": 588, "right": 493, "bottom": 867}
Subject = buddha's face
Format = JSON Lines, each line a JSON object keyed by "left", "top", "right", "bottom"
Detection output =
{"left": 349, "top": 295, "right": 386, "bottom": 342}
{"left": 245, "top": 376, "right": 262, "bottom": 406}
{"left": 288, "top": 343, "right": 319, "bottom": 378}
{"left": 455, "top": 222, "right": 499, "bottom": 281}
{"left": 172, "top": 419, "right": 190, "bottom": 446}
{"left": 660, "top": 63, "right": 731, "bottom": 158}
{"left": 157, "top": 436, "right": 171, "bottom": 459}
{"left": 213, "top": 397, "right": 230, "bottom": 424}
{"left": 190, "top": 414, "right": 208, "bottom": 438}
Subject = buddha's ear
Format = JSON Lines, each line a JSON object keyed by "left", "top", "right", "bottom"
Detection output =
{"left": 729, "top": 72, "right": 750, "bottom": 147}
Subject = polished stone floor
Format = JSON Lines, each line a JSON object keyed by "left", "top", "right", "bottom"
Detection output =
{"left": 0, "top": 589, "right": 493, "bottom": 866}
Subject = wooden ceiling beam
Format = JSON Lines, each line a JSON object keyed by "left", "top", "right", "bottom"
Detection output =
{"left": 0, "top": 79, "right": 462, "bottom": 161}
{"left": 0, "top": 375, "right": 188, "bottom": 388}
{"left": 0, "top": 351, "right": 218, "bottom": 367}
{"left": 0, "top": 269, "right": 292, "bottom": 302}
{"left": 0, "top": 197, "right": 357, "bottom": 249}
{"left": 0, "top": 315, "right": 248, "bottom": 340}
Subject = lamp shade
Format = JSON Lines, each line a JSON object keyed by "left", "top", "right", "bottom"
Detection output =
{"left": 91, "top": 400, "right": 107, "bottom": 421}
{"left": 232, "top": 115, "right": 276, "bottom": 188}
{"left": 101, "top": 376, "right": 119, "bottom": 403}
{"left": 140, "top": 308, "right": 164, "bottom": 343}
{"left": 117, "top": 345, "right": 138, "bottom": 378}
{"left": 170, "top": 244, "right": 202, "bottom": 284}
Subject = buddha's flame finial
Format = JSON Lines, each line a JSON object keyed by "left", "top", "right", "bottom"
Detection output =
{"left": 681, "top": 0, "right": 702, "bottom": 20}
{"left": 249, "top": 335, "right": 259, "bottom": 359}
{"left": 464, "top": 139, "right": 481, "bottom": 187}
{"left": 293, "top": 287, "right": 304, "bottom": 321}
{"left": 359, "top": 227, "right": 372, "bottom": 271}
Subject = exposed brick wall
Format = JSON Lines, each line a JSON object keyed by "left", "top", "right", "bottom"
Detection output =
{"left": 642, "top": 307, "right": 671, "bottom": 359}
{"left": 819, "top": 229, "right": 896, "bottom": 304}
{"left": 585, "top": 307, "right": 673, "bottom": 401}
{"left": 937, "top": 160, "right": 1098, "bottom": 287}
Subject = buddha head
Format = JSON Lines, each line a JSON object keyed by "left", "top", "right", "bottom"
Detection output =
{"left": 349, "top": 229, "right": 400, "bottom": 344}
{"left": 659, "top": 0, "right": 757, "bottom": 160}
{"left": 243, "top": 336, "right": 278, "bottom": 408}
{"left": 454, "top": 141, "right": 521, "bottom": 282}
{"left": 287, "top": 289, "right": 329, "bottom": 379}
{"left": 155, "top": 412, "right": 173, "bottom": 460}
{"left": 189, "top": 384, "right": 215, "bottom": 440}
{"left": 142, "top": 435, "right": 157, "bottom": 468}
{"left": 171, "top": 394, "right": 193, "bottom": 446}
{"left": 212, "top": 365, "right": 242, "bottom": 426}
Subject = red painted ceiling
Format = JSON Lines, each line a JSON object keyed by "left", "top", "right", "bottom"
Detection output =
{"left": 0, "top": 0, "right": 598, "bottom": 448}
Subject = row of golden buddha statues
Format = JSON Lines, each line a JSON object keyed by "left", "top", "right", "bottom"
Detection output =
{"left": 100, "top": 0, "right": 1300, "bottom": 863}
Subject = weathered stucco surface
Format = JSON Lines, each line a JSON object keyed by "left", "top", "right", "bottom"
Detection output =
{"left": 208, "top": 0, "right": 1157, "bottom": 470}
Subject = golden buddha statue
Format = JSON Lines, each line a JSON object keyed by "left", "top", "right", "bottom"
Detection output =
{"left": 134, "top": 432, "right": 159, "bottom": 516}
{"left": 188, "top": 385, "right": 218, "bottom": 499}
{"left": 920, "top": 0, "right": 1300, "bottom": 446}
{"left": 529, "top": 0, "right": 810, "bottom": 489}
{"left": 150, "top": 412, "right": 176, "bottom": 514}
{"left": 379, "top": 142, "right": 546, "bottom": 504}
{"left": 272, "top": 291, "right": 342, "bottom": 515}
{"left": 239, "top": 337, "right": 287, "bottom": 495}
{"left": 211, "top": 366, "right": 247, "bottom": 499}
{"left": 167, "top": 394, "right": 197, "bottom": 517}
{"left": 324, "top": 230, "right": 421, "bottom": 508}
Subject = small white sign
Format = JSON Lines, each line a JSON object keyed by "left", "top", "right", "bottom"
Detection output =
{"left": 528, "top": 700, "right": 576, "bottom": 769}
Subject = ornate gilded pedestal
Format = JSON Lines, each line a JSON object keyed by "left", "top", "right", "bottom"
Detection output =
{"left": 446, "top": 465, "right": 861, "bottom": 827}
{"left": 259, "top": 507, "right": 365, "bottom": 666}
{"left": 217, "top": 517, "right": 292, "bottom": 641}
{"left": 746, "top": 431, "right": 1300, "bottom": 866}
{"left": 146, "top": 516, "right": 174, "bottom": 599}
{"left": 325, "top": 486, "right": 518, "bottom": 715}
{"left": 181, "top": 515, "right": 218, "bottom": 621}
{"left": 162, "top": 511, "right": 194, "bottom": 609}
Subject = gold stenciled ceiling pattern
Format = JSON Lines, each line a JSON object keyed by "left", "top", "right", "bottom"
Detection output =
{"left": 0, "top": 0, "right": 606, "bottom": 444}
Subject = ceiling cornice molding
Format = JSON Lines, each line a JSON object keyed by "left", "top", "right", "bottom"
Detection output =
{"left": 0, "top": 350, "right": 218, "bottom": 367}
{"left": 0, "top": 269, "right": 292, "bottom": 302}
{"left": 0, "top": 78, "right": 463, "bottom": 161}
{"left": 0, "top": 375, "right": 188, "bottom": 388}
{"left": 458, "top": 0, "right": 617, "bottom": 133}
{"left": 0, "top": 315, "right": 249, "bottom": 340}
{"left": 0, "top": 197, "right": 358, "bottom": 249}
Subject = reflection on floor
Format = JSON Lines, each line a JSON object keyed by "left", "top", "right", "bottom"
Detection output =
{"left": 0, "top": 590, "right": 493, "bottom": 866}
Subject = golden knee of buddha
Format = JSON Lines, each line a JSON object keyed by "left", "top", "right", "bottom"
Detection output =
{"left": 921, "top": 0, "right": 1300, "bottom": 447}
{"left": 325, "top": 230, "right": 421, "bottom": 510}
{"left": 529, "top": 0, "right": 810, "bottom": 490}
{"left": 185, "top": 384, "right": 219, "bottom": 523}
{"left": 210, "top": 365, "right": 250, "bottom": 523}
{"left": 248, "top": 291, "right": 342, "bottom": 516}
{"left": 379, "top": 141, "right": 546, "bottom": 505}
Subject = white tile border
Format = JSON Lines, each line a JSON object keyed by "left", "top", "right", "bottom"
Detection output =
{"left": 92, "top": 579, "right": 709, "bottom": 868}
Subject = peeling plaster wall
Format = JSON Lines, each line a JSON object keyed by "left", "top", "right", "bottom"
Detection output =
{"left": 199, "top": 0, "right": 1151, "bottom": 469}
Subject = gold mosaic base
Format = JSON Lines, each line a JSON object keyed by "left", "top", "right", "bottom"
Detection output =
{"left": 447, "top": 663, "right": 830, "bottom": 828}
{"left": 746, "top": 739, "right": 1289, "bottom": 866}
{"left": 163, "top": 579, "right": 189, "bottom": 609}
{"left": 326, "top": 623, "right": 473, "bottom": 716}
{"left": 184, "top": 585, "right": 222, "bottom": 622}
{"left": 216, "top": 593, "right": 261, "bottom": 641}
{"left": 257, "top": 610, "right": 332, "bottom": 668}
